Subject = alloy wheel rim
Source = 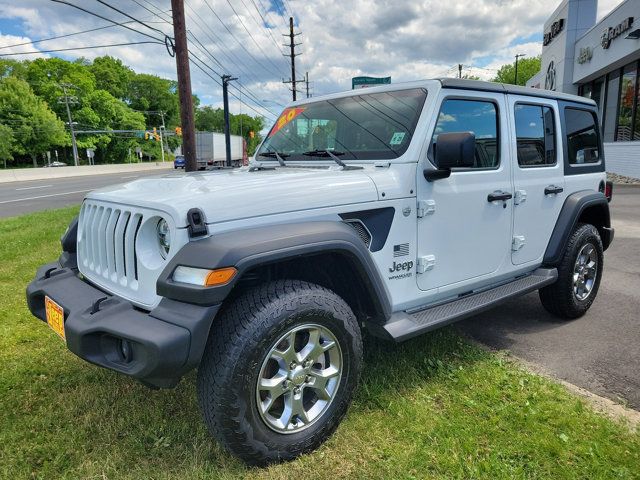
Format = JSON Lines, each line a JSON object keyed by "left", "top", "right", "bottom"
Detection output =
{"left": 255, "top": 323, "right": 343, "bottom": 434}
{"left": 573, "top": 243, "right": 598, "bottom": 301}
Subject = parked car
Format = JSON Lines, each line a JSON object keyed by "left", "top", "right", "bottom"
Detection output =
{"left": 27, "top": 79, "right": 614, "bottom": 465}
{"left": 173, "top": 155, "right": 185, "bottom": 169}
{"left": 42, "top": 161, "right": 67, "bottom": 167}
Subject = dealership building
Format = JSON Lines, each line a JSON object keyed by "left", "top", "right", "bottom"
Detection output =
{"left": 527, "top": 0, "right": 640, "bottom": 178}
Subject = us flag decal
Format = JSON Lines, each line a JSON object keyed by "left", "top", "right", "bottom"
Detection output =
{"left": 393, "top": 243, "right": 409, "bottom": 257}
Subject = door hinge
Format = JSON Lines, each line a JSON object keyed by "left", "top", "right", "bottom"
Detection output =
{"left": 417, "top": 200, "right": 436, "bottom": 218}
{"left": 512, "top": 235, "right": 526, "bottom": 251}
{"left": 514, "top": 189, "right": 527, "bottom": 205}
{"left": 416, "top": 255, "right": 436, "bottom": 273}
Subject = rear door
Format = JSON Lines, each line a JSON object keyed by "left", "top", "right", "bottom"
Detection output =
{"left": 508, "top": 96, "right": 565, "bottom": 265}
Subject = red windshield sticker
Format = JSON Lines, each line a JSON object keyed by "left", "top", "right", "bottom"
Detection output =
{"left": 269, "top": 107, "right": 305, "bottom": 137}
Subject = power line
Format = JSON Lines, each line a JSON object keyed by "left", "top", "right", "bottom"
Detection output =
{"left": 126, "top": 0, "right": 277, "bottom": 120}
{"left": 198, "top": 0, "right": 283, "bottom": 79}
{"left": 245, "top": 0, "right": 289, "bottom": 61}
{"left": 223, "top": 0, "right": 286, "bottom": 75}
{"left": 0, "top": 41, "right": 162, "bottom": 57}
{"left": 0, "top": 13, "right": 169, "bottom": 51}
{"left": 189, "top": 53, "right": 276, "bottom": 120}
{"left": 50, "top": 0, "right": 165, "bottom": 43}
{"left": 93, "top": 0, "right": 169, "bottom": 38}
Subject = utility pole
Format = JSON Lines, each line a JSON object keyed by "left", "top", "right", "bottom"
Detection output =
{"left": 222, "top": 74, "right": 237, "bottom": 167}
{"left": 171, "top": 0, "right": 197, "bottom": 172}
{"left": 282, "top": 17, "right": 303, "bottom": 101}
{"left": 58, "top": 83, "right": 79, "bottom": 166}
{"left": 458, "top": 64, "right": 463, "bottom": 79}
{"left": 514, "top": 54, "right": 526, "bottom": 85}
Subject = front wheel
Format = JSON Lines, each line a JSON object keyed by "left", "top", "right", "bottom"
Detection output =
{"left": 539, "top": 223, "right": 604, "bottom": 319}
{"left": 197, "top": 280, "right": 362, "bottom": 465}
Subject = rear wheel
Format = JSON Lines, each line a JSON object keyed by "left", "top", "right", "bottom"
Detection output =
{"left": 197, "top": 280, "right": 362, "bottom": 465}
{"left": 539, "top": 223, "right": 603, "bottom": 319}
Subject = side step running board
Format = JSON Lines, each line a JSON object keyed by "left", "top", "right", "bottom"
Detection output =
{"left": 382, "top": 268, "right": 557, "bottom": 342}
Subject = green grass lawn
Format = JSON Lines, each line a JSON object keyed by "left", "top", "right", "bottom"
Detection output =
{"left": 1, "top": 207, "right": 639, "bottom": 479}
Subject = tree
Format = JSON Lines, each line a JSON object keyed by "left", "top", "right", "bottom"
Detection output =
{"left": 195, "top": 106, "right": 225, "bottom": 132}
{"left": 0, "top": 124, "right": 15, "bottom": 168}
{"left": 491, "top": 56, "right": 541, "bottom": 86}
{"left": 89, "top": 56, "right": 132, "bottom": 100}
{"left": 128, "top": 73, "right": 181, "bottom": 128}
{"left": 0, "top": 77, "right": 68, "bottom": 167}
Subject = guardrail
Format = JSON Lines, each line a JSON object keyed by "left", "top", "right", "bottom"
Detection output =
{"left": 0, "top": 162, "right": 173, "bottom": 184}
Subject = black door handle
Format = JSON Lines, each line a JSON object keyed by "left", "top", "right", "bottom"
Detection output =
{"left": 544, "top": 185, "right": 564, "bottom": 195}
{"left": 487, "top": 191, "right": 513, "bottom": 202}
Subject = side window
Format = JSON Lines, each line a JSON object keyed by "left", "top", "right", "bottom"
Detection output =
{"left": 565, "top": 108, "right": 600, "bottom": 164}
{"left": 514, "top": 104, "right": 556, "bottom": 167}
{"left": 432, "top": 99, "right": 499, "bottom": 168}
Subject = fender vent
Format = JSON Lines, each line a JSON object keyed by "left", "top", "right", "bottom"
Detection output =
{"left": 345, "top": 220, "right": 372, "bottom": 249}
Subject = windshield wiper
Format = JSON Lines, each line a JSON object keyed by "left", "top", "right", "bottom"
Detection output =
{"left": 257, "top": 150, "right": 288, "bottom": 166}
{"left": 302, "top": 149, "right": 362, "bottom": 170}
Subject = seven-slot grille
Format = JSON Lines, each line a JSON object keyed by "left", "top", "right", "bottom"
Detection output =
{"left": 78, "top": 201, "right": 143, "bottom": 290}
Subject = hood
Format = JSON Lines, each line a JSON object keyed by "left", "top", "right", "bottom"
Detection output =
{"left": 86, "top": 166, "right": 380, "bottom": 226}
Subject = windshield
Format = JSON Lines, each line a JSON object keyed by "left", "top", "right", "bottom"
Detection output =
{"left": 257, "top": 88, "right": 427, "bottom": 161}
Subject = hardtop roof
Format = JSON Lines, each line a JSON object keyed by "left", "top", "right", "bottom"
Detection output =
{"left": 437, "top": 78, "right": 596, "bottom": 106}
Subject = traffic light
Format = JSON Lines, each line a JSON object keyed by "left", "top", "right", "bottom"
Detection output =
{"left": 144, "top": 131, "right": 150, "bottom": 140}
{"left": 175, "top": 127, "right": 182, "bottom": 136}
{"left": 249, "top": 131, "right": 255, "bottom": 139}
{"left": 153, "top": 127, "right": 160, "bottom": 141}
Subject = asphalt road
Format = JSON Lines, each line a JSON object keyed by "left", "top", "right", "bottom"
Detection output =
{"left": 0, "top": 170, "right": 167, "bottom": 218}
{"left": 460, "top": 185, "right": 640, "bottom": 410}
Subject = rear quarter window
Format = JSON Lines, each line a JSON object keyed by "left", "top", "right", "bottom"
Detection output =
{"left": 564, "top": 108, "right": 600, "bottom": 165}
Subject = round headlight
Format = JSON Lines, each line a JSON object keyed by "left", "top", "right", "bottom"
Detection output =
{"left": 157, "top": 219, "right": 171, "bottom": 258}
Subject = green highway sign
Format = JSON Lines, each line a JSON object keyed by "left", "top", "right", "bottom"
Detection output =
{"left": 351, "top": 76, "right": 391, "bottom": 89}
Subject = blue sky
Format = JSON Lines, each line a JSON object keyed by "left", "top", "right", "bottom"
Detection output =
{"left": 0, "top": 0, "right": 624, "bottom": 122}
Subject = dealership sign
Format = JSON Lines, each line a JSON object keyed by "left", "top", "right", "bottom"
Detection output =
{"left": 601, "top": 17, "right": 634, "bottom": 49}
{"left": 543, "top": 18, "right": 565, "bottom": 46}
{"left": 577, "top": 47, "right": 593, "bottom": 64}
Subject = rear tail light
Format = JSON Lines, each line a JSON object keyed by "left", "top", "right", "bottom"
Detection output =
{"left": 605, "top": 181, "right": 613, "bottom": 202}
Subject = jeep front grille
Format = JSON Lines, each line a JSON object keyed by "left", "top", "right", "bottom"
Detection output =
{"left": 78, "top": 201, "right": 143, "bottom": 290}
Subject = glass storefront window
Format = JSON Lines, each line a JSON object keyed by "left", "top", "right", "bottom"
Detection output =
{"left": 616, "top": 64, "right": 637, "bottom": 141}
{"left": 603, "top": 70, "right": 620, "bottom": 143}
{"left": 635, "top": 63, "right": 640, "bottom": 141}
{"left": 592, "top": 78, "right": 605, "bottom": 128}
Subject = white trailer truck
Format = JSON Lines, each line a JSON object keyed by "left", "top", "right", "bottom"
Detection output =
{"left": 195, "top": 131, "right": 244, "bottom": 169}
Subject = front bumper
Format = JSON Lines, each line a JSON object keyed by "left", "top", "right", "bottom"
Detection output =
{"left": 26, "top": 262, "right": 220, "bottom": 388}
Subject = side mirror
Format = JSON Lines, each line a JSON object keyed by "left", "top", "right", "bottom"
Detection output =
{"left": 424, "top": 132, "right": 476, "bottom": 181}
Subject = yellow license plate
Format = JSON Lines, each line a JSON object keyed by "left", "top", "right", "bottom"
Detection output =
{"left": 45, "top": 296, "right": 65, "bottom": 340}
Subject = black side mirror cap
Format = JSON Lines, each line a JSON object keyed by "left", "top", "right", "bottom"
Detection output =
{"left": 423, "top": 169, "right": 451, "bottom": 182}
{"left": 434, "top": 132, "right": 476, "bottom": 170}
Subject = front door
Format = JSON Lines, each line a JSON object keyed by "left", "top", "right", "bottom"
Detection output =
{"left": 508, "top": 95, "right": 565, "bottom": 265}
{"left": 416, "top": 91, "right": 513, "bottom": 296}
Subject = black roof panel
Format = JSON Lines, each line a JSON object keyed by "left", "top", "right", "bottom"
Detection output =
{"left": 437, "top": 78, "right": 596, "bottom": 106}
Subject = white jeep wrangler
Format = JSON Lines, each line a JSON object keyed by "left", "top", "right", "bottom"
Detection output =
{"left": 27, "top": 79, "right": 614, "bottom": 465}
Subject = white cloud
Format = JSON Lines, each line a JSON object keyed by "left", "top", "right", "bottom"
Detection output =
{"left": 0, "top": 0, "right": 628, "bottom": 122}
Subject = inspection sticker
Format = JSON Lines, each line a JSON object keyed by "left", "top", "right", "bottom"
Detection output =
{"left": 389, "top": 132, "right": 406, "bottom": 145}
{"left": 268, "top": 107, "right": 306, "bottom": 137}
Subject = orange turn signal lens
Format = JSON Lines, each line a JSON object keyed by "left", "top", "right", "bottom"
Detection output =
{"left": 204, "top": 267, "right": 237, "bottom": 286}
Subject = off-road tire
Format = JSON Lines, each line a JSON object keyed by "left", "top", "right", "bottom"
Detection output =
{"left": 197, "top": 280, "right": 362, "bottom": 465}
{"left": 539, "top": 223, "right": 604, "bottom": 319}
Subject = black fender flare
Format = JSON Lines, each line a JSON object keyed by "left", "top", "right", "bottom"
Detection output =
{"left": 156, "top": 221, "right": 392, "bottom": 319}
{"left": 543, "top": 190, "right": 612, "bottom": 266}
